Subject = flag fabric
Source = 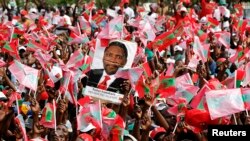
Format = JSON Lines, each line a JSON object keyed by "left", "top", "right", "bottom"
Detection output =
{"left": 193, "top": 36, "right": 207, "bottom": 62}
{"left": 148, "top": 30, "right": 177, "bottom": 51}
{"left": 2, "top": 39, "right": 20, "bottom": 60}
{"left": 115, "top": 67, "right": 143, "bottom": 89}
{"left": 79, "top": 55, "right": 92, "bottom": 74}
{"left": 92, "top": 14, "right": 106, "bottom": 25}
{"left": 243, "top": 62, "right": 250, "bottom": 86}
{"left": 221, "top": 76, "right": 235, "bottom": 89}
{"left": 65, "top": 49, "right": 84, "bottom": 69}
{"left": 216, "top": 31, "right": 231, "bottom": 48}
{"left": 33, "top": 50, "right": 53, "bottom": 69}
{"left": 206, "top": 89, "right": 245, "bottom": 120}
{"left": 68, "top": 33, "right": 89, "bottom": 45}
{"left": 241, "top": 88, "right": 250, "bottom": 110}
{"left": 235, "top": 69, "right": 245, "bottom": 88}
{"left": 234, "top": 19, "right": 247, "bottom": 34}
{"left": 195, "top": 29, "right": 207, "bottom": 43}
{"left": 165, "top": 63, "right": 175, "bottom": 76}
{"left": 102, "top": 107, "right": 125, "bottom": 141}
{"left": 167, "top": 102, "right": 187, "bottom": 116}
{"left": 207, "top": 17, "right": 220, "bottom": 28}
{"left": 157, "top": 76, "right": 176, "bottom": 97}
{"left": 234, "top": 4, "right": 244, "bottom": 17}
{"left": 78, "top": 96, "right": 91, "bottom": 107}
{"left": 176, "top": 73, "right": 194, "bottom": 86}
{"left": 190, "top": 85, "right": 210, "bottom": 110}
{"left": 0, "top": 59, "right": 6, "bottom": 67}
{"left": 173, "top": 84, "right": 199, "bottom": 104}
{"left": 135, "top": 76, "right": 154, "bottom": 98}
{"left": 8, "top": 60, "right": 39, "bottom": 91}
{"left": 140, "top": 62, "right": 152, "bottom": 77}
{"left": 78, "top": 16, "right": 91, "bottom": 35}
{"left": 98, "top": 15, "right": 124, "bottom": 40}
{"left": 26, "top": 40, "right": 48, "bottom": 52}
{"left": 15, "top": 114, "right": 28, "bottom": 141}
{"left": 39, "top": 102, "right": 56, "bottom": 128}
{"left": 139, "top": 21, "right": 156, "bottom": 47}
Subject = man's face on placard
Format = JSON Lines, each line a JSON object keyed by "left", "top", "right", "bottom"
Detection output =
{"left": 103, "top": 44, "right": 127, "bottom": 75}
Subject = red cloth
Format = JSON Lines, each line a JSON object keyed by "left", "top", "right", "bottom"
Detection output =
{"left": 97, "top": 75, "right": 110, "bottom": 90}
{"left": 200, "top": 0, "right": 217, "bottom": 18}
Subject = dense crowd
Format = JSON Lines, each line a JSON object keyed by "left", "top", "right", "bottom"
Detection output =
{"left": 1, "top": 0, "right": 250, "bottom": 141}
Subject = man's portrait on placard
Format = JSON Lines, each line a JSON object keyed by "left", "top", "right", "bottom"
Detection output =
{"left": 85, "top": 39, "right": 137, "bottom": 96}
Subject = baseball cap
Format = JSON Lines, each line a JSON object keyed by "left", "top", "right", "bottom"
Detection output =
{"left": 149, "top": 127, "right": 166, "bottom": 140}
{"left": 20, "top": 10, "right": 28, "bottom": 16}
{"left": 174, "top": 45, "right": 183, "bottom": 52}
{"left": 0, "top": 91, "right": 7, "bottom": 101}
{"left": 180, "top": 7, "right": 187, "bottom": 12}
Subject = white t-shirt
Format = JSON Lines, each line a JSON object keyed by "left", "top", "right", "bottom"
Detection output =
{"left": 213, "top": 6, "right": 230, "bottom": 30}
{"left": 124, "top": 7, "right": 135, "bottom": 19}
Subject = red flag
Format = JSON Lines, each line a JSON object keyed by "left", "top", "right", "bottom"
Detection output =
{"left": 39, "top": 102, "right": 56, "bottom": 128}
{"left": 190, "top": 85, "right": 210, "bottom": 110}
{"left": 2, "top": 39, "right": 20, "bottom": 60}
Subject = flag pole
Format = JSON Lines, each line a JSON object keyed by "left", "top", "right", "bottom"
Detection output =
{"left": 233, "top": 114, "right": 237, "bottom": 125}
{"left": 98, "top": 100, "right": 103, "bottom": 129}
{"left": 10, "top": 26, "right": 14, "bottom": 42}
{"left": 53, "top": 99, "right": 57, "bottom": 131}
{"left": 173, "top": 121, "right": 178, "bottom": 133}
{"left": 15, "top": 95, "right": 20, "bottom": 115}
{"left": 246, "top": 109, "right": 249, "bottom": 117}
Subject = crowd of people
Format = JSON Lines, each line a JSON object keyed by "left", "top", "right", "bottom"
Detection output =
{"left": 1, "top": 0, "right": 250, "bottom": 140}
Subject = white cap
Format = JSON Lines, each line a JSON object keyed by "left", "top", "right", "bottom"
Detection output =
{"left": 0, "top": 91, "right": 7, "bottom": 100}
{"left": 174, "top": 45, "right": 183, "bottom": 52}
{"left": 18, "top": 46, "right": 26, "bottom": 51}
{"left": 180, "top": 7, "right": 187, "bottom": 12}
{"left": 200, "top": 17, "right": 207, "bottom": 24}
{"left": 80, "top": 123, "right": 96, "bottom": 132}
{"left": 29, "top": 8, "right": 38, "bottom": 14}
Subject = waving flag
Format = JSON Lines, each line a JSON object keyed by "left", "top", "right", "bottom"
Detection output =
{"left": 235, "top": 69, "right": 245, "bottom": 88}
{"left": 176, "top": 73, "right": 194, "bottom": 86}
{"left": 174, "top": 84, "right": 199, "bottom": 104}
{"left": 33, "top": 50, "right": 53, "bottom": 69}
{"left": 115, "top": 67, "right": 143, "bottom": 88}
{"left": 65, "top": 49, "right": 84, "bottom": 69}
{"left": 190, "top": 85, "right": 210, "bottom": 110}
{"left": 2, "top": 39, "right": 20, "bottom": 60}
{"left": 77, "top": 101, "right": 102, "bottom": 133}
{"left": 241, "top": 88, "right": 250, "bottom": 110}
{"left": 221, "top": 76, "right": 235, "bottom": 89}
{"left": 68, "top": 33, "right": 89, "bottom": 45}
{"left": 78, "top": 16, "right": 91, "bottom": 35}
{"left": 206, "top": 89, "right": 245, "bottom": 120}
{"left": 215, "top": 32, "right": 230, "bottom": 48}
{"left": 193, "top": 36, "right": 207, "bottom": 62}
{"left": 140, "top": 62, "right": 152, "bottom": 77}
{"left": 243, "top": 62, "right": 250, "bottom": 86}
{"left": 8, "top": 60, "right": 39, "bottom": 91}
{"left": 39, "top": 102, "right": 56, "bottom": 128}
{"left": 102, "top": 107, "right": 125, "bottom": 141}
{"left": 26, "top": 40, "right": 48, "bottom": 52}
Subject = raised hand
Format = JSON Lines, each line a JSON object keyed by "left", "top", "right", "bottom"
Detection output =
{"left": 141, "top": 114, "right": 152, "bottom": 131}
{"left": 134, "top": 105, "right": 142, "bottom": 120}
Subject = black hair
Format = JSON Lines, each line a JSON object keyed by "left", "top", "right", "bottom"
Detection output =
{"left": 105, "top": 41, "right": 128, "bottom": 59}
